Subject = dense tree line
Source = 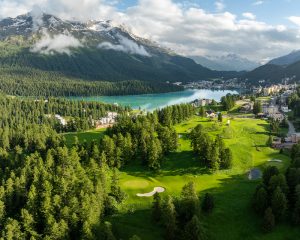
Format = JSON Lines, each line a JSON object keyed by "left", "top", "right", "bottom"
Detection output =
{"left": 0, "top": 95, "right": 128, "bottom": 151}
{"left": 103, "top": 104, "right": 195, "bottom": 170}
{"left": 0, "top": 128, "right": 128, "bottom": 239}
{"left": 190, "top": 125, "right": 232, "bottom": 171}
{"left": 151, "top": 182, "right": 214, "bottom": 240}
{"left": 252, "top": 143, "right": 300, "bottom": 232}
{"left": 0, "top": 94, "right": 197, "bottom": 238}
{"left": 221, "top": 94, "right": 238, "bottom": 111}
{"left": 288, "top": 88, "right": 300, "bottom": 117}
{"left": 0, "top": 67, "right": 182, "bottom": 97}
{"left": 156, "top": 104, "right": 195, "bottom": 126}
{"left": 253, "top": 101, "right": 262, "bottom": 115}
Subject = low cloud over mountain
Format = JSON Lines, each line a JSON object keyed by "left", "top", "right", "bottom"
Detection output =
{"left": 98, "top": 34, "right": 150, "bottom": 57}
{"left": 1, "top": 0, "right": 300, "bottom": 63}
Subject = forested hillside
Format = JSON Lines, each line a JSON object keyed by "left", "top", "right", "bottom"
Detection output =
{"left": 0, "top": 13, "right": 241, "bottom": 97}
{"left": 243, "top": 60, "right": 300, "bottom": 85}
{"left": 0, "top": 93, "right": 201, "bottom": 239}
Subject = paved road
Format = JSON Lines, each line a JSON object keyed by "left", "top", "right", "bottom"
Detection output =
{"left": 287, "top": 119, "right": 296, "bottom": 136}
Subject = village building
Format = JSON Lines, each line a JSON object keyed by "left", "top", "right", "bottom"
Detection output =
{"left": 262, "top": 104, "right": 278, "bottom": 115}
{"left": 268, "top": 113, "right": 285, "bottom": 122}
{"left": 94, "top": 112, "right": 118, "bottom": 128}
{"left": 206, "top": 110, "right": 216, "bottom": 118}
{"left": 281, "top": 106, "right": 290, "bottom": 113}
{"left": 239, "top": 103, "right": 253, "bottom": 113}
{"left": 55, "top": 114, "right": 67, "bottom": 126}
{"left": 290, "top": 133, "right": 300, "bottom": 144}
{"left": 191, "top": 98, "right": 213, "bottom": 107}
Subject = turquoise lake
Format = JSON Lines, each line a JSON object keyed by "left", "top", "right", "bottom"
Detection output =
{"left": 72, "top": 89, "right": 238, "bottom": 111}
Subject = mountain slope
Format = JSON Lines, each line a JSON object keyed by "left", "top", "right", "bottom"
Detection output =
{"left": 0, "top": 13, "right": 241, "bottom": 97}
{"left": 268, "top": 50, "right": 300, "bottom": 66}
{"left": 242, "top": 60, "right": 300, "bottom": 85}
{"left": 191, "top": 54, "right": 259, "bottom": 71}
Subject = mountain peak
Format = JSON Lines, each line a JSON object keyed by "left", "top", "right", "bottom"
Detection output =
{"left": 268, "top": 50, "right": 300, "bottom": 66}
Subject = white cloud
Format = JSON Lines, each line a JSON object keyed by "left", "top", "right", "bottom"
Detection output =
{"left": 242, "top": 12, "right": 256, "bottom": 20}
{"left": 98, "top": 34, "right": 150, "bottom": 56}
{"left": 289, "top": 16, "right": 300, "bottom": 27}
{"left": 253, "top": 1, "right": 264, "bottom": 6}
{"left": 1, "top": 0, "right": 300, "bottom": 62}
{"left": 31, "top": 30, "right": 82, "bottom": 55}
{"left": 215, "top": 1, "right": 225, "bottom": 12}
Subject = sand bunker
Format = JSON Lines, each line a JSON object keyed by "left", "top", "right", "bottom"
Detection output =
{"left": 136, "top": 187, "right": 165, "bottom": 197}
{"left": 268, "top": 159, "right": 282, "bottom": 163}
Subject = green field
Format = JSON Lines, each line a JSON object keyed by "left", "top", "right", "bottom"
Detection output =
{"left": 63, "top": 128, "right": 106, "bottom": 146}
{"left": 109, "top": 116, "right": 299, "bottom": 240}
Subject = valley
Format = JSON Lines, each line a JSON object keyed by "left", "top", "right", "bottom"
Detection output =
{"left": 0, "top": 4, "right": 300, "bottom": 240}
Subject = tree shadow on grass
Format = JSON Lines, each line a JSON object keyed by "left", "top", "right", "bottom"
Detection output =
{"left": 109, "top": 209, "right": 164, "bottom": 240}
{"left": 115, "top": 151, "right": 295, "bottom": 240}
{"left": 203, "top": 158, "right": 297, "bottom": 240}
{"left": 257, "top": 123, "right": 271, "bottom": 132}
{"left": 122, "top": 151, "right": 211, "bottom": 178}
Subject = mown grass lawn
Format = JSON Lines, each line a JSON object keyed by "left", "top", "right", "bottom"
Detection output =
{"left": 62, "top": 128, "right": 106, "bottom": 146}
{"left": 111, "top": 116, "right": 299, "bottom": 240}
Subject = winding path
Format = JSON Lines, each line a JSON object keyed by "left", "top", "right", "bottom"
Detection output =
{"left": 287, "top": 119, "right": 296, "bottom": 136}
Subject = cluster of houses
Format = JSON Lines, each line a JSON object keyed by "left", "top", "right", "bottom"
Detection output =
{"left": 55, "top": 114, "right": 67, "bottom": 126}
{"left": 183, "top": 78, "right": 246, "bottom": 90}
{"left": 252, "top": 83, "right": 297, "bottom": 96}
{"left": 94, "top": 112, "right": 118, "bottom": 128}
{"left": 260, "top": 103, "right": 285, "bottom": 122}
{"left": 191, "top": 98, "right": 213, "bottom": 107}
{"left": 47, "top": 112, "right": 119, "bottom": 129}
{"left": 239, "top": 102, "right": 253, "bottom": 113}
{"left": 272, "top": 133, "right": 300, "bottom": 149}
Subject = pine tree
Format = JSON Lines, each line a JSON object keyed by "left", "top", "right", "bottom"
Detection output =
{"left": 179, "top": 182, "right": 200, "bottom": 222}
{"left": 292, "top": 185, "right": 300, "bottom": 225}
{"left": 110, "top": 169, "right": 126, "bottom": 203}
{"left": 183, "top": 215, "right": 206, "bottom": 240}
{"left": 253, "top": 186, "right": 268, "bottom": 215}
{"left": 152, "top": 193, "right": 162, "bottom": 222}
{"left": 221, "top": 148, "right": 232, "bottom": 169}
{"left": 263, "top": 166, "right": 279, "bottom": 186}
{"left": 102, "top": 222, "right": 116, "bottom": 240}
{"left": 262, "top": 208, "right": 275, "bottom": 233}
{"left": 271, "top": 186, "right": 287, "bottom": 220}
{"left": 162, "top": 196, "right": 177, "bottom": 240}
{"left": 218, "top": 113, "right": 223, "bottom": 123}
{"left": 199, "top": 107, "right": 205, "bottom": 117}
{"left": 147, "top": 137, "right": 162, "bottom": 171}
{"left": 253, "top": 101, "right": 262, "bottom": 115}
{"left": 208, "top": 141, "right": 220, "bottom": 171}
{"left": 202, "top": 193, "right": 214, "bottom": 214}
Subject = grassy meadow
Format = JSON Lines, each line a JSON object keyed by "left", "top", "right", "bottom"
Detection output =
{"left": 111, "top": 116, "right": 298, "bottom": 240}
{"left": 61, "top": 115, "right": 299, "bottom": 239}
{"left": 63, "top": 128, "right": 106, "bottom": 146}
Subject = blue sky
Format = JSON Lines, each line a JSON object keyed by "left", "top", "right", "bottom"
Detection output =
{"left": 1, "top": 0, "right": 300, "bottom": 61}
{"left": 115, "top": 0, "right": 300, "bottom": 26}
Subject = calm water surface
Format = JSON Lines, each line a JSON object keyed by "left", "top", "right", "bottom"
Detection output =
{"left": 72, "top": 89, "right": 238, "bottom": 111}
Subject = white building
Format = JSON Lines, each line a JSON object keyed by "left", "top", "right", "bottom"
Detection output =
{"left": 281, "top": 106, "right": 291, "bottom": 113}
{"left": 55, "top": 114, "right": 67, "bottom": 126}
{"left": 192, "top": 98, "right": 213, "bottom": 107}
{"left": 97, "top": 112, "right": 118, "bottom": 126}
{"left": 263, "top": 105, "right": 279, "bottom": 115}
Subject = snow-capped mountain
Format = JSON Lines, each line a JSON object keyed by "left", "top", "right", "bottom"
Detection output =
{"left": 0, "top": 12, "right": 241, "bottom": 86}
{"left": 0, "top": 12, "right": 170, "bottom": 56}
{"left": 190, "top": 54, "right": 260, "bottom": 72}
